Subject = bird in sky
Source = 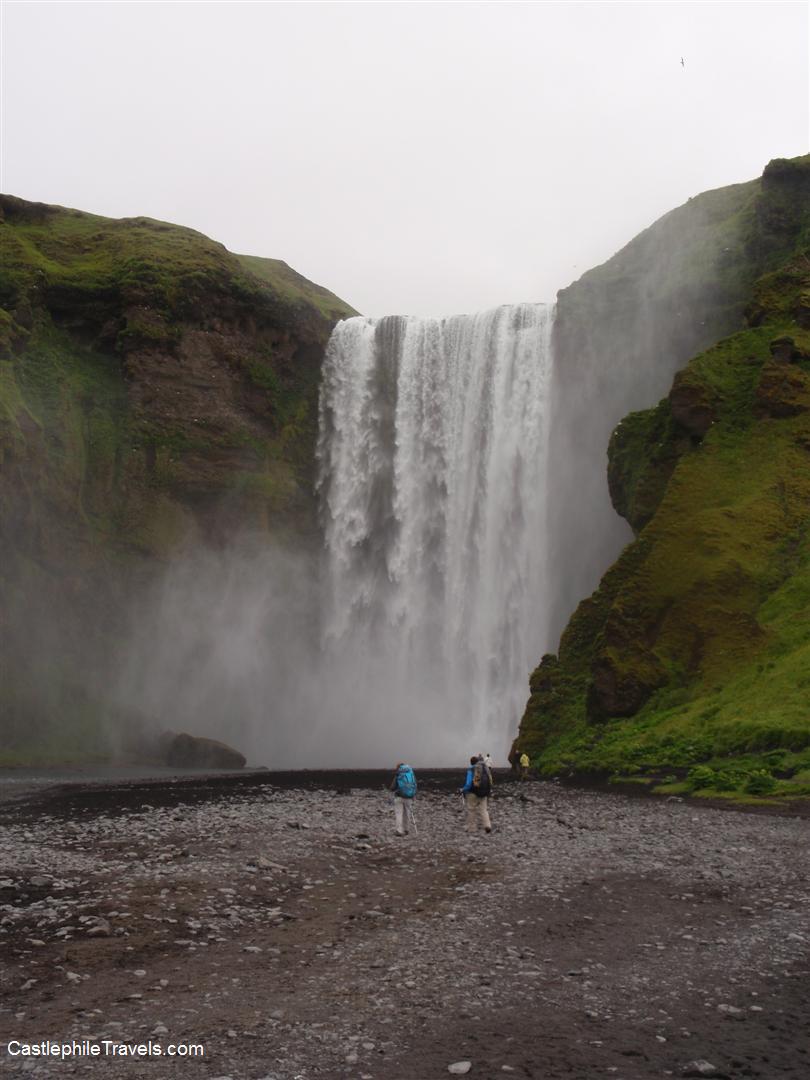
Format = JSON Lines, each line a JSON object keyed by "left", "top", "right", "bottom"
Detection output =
{"left": 680, "top": 56, "right": 685, "bottom": 67}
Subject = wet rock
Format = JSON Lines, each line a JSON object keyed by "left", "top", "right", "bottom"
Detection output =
{"left": 682, "top": 1062, "right": 725, "bottom": 1078}
{"left": 670, "top": 376, "right": 716, "bottom": 437}
{"left": 86, "top": 919, "right": 111, "bottom": 937}
{"left": 716, "top": 1004, "right": 744, "bottom": 1019}
{"left": 754, "top": 359, "right": 810, "bottom": 418}
{"left": 165, "top": 733, "right": 246, "bottom": 770}
{"left": 769, "top": 334, "right": 808, "bottom": 362}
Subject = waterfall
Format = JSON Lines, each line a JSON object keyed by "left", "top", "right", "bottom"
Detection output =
{"left": 316, "top": 303, "right": 554, "bottom": 762}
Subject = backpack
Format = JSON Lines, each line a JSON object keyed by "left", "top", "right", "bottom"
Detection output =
{"left": 472, "top": 760, "right": 492, "bottom": 797}
{"left": 396, "top": 764, "right": 417, "bottom": 799}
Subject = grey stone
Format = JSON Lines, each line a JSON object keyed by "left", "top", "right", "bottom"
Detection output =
{"left": 682, "top": 1061, "right": 722, "bottom": 1077}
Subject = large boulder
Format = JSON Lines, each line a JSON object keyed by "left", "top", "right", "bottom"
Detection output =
{"left": 165, "top": 732, "right": 246, "bottom": 769}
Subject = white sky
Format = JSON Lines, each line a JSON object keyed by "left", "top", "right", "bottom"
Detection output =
{"left": 2, "top": 1, "right": 808, "bottom": 317}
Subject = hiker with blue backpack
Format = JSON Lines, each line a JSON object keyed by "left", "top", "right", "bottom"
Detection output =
{"left": 458, "top": 754, "right": 493, "bottom": 834}
{"left": 389, "top": 763, "right": 417, "bottom": 836}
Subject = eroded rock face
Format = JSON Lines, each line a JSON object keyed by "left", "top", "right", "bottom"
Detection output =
{"left": 587, "top": 651, "right": 666, "bottom": 722}
{"left": 768, "top": 335, "right": 808, "bottom": 362}
{"left": 165, "top": 733, "right": 246, "bottom": 770}
{"left": 0, "top": 195, "right": 357, "bottom": 567}
{"left": 669, "top": 374, "right": 716, "bottom": 437}
{"left": 754, "top": 359, "right": 810, "bottom": 418}
{"left": 586, "top": 605, "right": 668, "bottom": 722}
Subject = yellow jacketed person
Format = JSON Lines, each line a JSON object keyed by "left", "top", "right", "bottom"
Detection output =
{"left": 519, "top": 752, "right": 530, "bottom": 780}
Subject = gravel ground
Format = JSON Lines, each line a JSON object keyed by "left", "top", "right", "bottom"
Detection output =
{"left": 0, "top": 773, "right": 808, "bottom": 1079}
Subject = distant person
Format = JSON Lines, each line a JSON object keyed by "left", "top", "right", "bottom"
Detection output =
{"left": 389, "top": 762, "right": 417, "bottom": 836}
{"left": 483, "top": 752, "right": 493, "bottom": 770}
{"left": 519, "top": 751, "right": 530, "bottom": 780}
{"left": 459, "top": 755, "right": 493, "bottom": 834}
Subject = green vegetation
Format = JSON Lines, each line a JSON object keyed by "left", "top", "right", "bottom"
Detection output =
{"left": 0, "top": 194, "right": 355, "bottom": 556}
{"left": 515, "top": 155, "right": 810, "bottom": 804}
{"left": 608, "top": 400, "right": 687, "bottom": 532}
{"left": 235, "top": 253, "right": 357, "bottom": 322}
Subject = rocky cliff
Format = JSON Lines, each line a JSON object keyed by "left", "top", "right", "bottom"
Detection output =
{"left": 516, "top": 155, "right": 810, "bottom": 801}
{"left": 0, "top": 195, "right": 355, "bottom": 761}
{"left": 545, "top": 171, "right": 765, "bottom": 640}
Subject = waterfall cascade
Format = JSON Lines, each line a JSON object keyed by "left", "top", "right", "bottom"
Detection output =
{"left": 317, "top": 304, "right": 554, "bottom": 761}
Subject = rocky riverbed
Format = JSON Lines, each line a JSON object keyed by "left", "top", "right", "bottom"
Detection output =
{"left": 0, "top": 773, "right": 808, "bottom": 1079}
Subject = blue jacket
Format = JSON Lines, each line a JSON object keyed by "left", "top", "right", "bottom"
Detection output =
{"left": 461, "top": 766, "right": 476, "bottom": 793}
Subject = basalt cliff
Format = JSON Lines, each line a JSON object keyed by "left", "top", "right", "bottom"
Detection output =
{"left": 0, "top": 196, "right": 355, "bottom": 760}
{"left": 515, "top": 155, "right": 810, "bottom": 801}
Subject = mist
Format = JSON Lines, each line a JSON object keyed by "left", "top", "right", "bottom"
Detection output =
{"left": 113, "top": 536, "right": 502, "bottom": 769}
{"left": 113, "top": 540, "right": 321, "bottom": 767}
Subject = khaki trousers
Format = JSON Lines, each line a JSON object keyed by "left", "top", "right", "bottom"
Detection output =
{"left": 394, "top": 797, "right": 412, "bottom": 834}
{"left": 464, "top": 792, "right": 491, "bottom": 832}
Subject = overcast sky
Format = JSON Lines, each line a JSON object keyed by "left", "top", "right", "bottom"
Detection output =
{"left": 3, "top": 1, "right": 808, "bottom": 317}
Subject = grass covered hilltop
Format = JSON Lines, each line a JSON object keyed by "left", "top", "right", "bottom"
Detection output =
{"left": 0, "top": 196, "right": 355, "bottom": 761}
{"left": 514, "top": 155, "right": 810, "bottom": 803}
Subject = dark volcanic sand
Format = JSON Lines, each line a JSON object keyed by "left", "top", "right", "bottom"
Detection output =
{"left": 0, "top": 771, "right": 808, "bottom": 1079}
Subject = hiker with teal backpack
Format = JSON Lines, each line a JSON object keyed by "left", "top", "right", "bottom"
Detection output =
{"left": 458, "top": 754, "right": 493, "bottom": 834}
{"left": 389, "top": 763, "right": 417, "bottom": 836}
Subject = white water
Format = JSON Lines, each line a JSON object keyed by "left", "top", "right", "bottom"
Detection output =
{"left": 316, "top": 304, "right": 554, "bottom": 761}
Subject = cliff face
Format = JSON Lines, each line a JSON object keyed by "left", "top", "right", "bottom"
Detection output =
{"left": 545, "top": 173, "right": 763, "bottom": 640}
{"left": 0, "top": 195, "right": 355, "bottom": 760}
{"left": 516, "top": 156, "right": 810, "bottom": 800}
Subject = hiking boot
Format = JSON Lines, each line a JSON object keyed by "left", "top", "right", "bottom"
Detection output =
{"left": 485, "top": 827, "right": 492, "bottom": 833}
{"left": 395, "top": 830, "right": 405, "bottom": 837}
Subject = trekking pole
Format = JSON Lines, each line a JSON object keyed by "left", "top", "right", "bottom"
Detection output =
{"left": 407, "top": 801, "right": 418, "bottom": 836}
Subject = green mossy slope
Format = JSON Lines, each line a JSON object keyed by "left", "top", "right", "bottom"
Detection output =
{"left": 0, "top": 195, "right": 356, "bottom": 556}
{"left": 515, "top": 156, "right": 810, "bottom": 802}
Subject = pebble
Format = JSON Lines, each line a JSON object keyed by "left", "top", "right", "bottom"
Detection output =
{"left": 716, "top": 1004, "right": 744, "bottom": 1019}
{"left": 1, "top": 778, "right": 807, "bottom": 1080}
{"left": 86, "top": 920, "right": 111, "bottom": 937}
